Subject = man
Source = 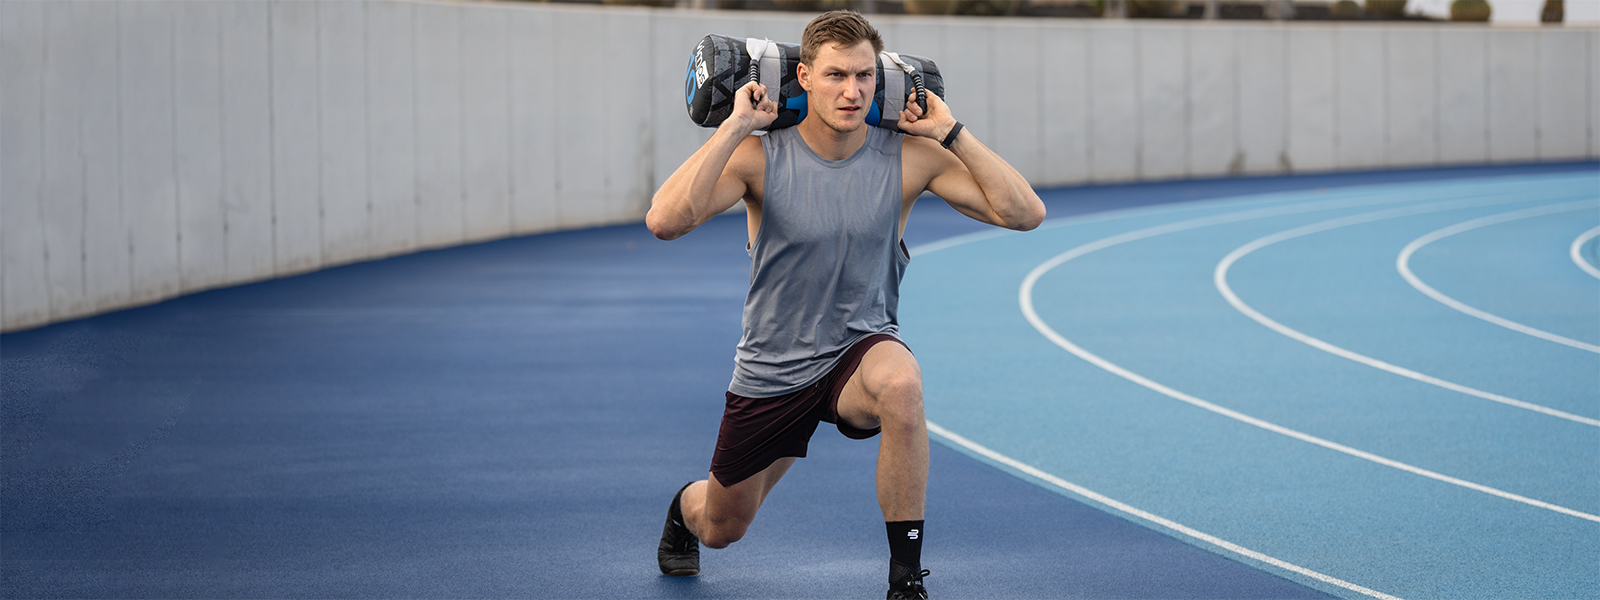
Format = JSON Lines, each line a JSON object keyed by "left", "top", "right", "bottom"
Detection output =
{"left": 647, "top": 10, "right": 1044, "bottom": 599}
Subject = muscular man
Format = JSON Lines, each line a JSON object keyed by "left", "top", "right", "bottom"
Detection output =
{"left": 648, "top": 11, "right": 1044, "bottom": 599}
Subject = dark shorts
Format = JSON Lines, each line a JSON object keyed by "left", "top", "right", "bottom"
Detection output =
{"left": 709, "top": 333, "right": 909, "bottom": 487}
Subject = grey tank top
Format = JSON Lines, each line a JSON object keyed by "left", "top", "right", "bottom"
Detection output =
{"left": 729, "top": 126, "right": 911, "bottom": 398}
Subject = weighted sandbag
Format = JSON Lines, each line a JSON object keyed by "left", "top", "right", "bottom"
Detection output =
{"left": 685, "top": 34, "right": 945, "bottom": 133}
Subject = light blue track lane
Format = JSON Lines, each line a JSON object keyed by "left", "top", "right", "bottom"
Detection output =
{"left": 1402, "top": 207, "right": 1600, "bottom": 349}
{"left": 900, "top": 172, "right": 1600, "bottom": 600}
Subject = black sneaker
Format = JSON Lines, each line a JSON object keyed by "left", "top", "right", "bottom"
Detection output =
{"left": 887, "top": 561, "right": 930, "bottom": 599}
{"left": 657, "top": 482, "right": 699, "bottom": 576}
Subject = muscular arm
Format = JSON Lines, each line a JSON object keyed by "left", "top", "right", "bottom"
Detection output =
{"left": 898, "top": 93, "right": 1046, "bottom": 231}
{"left": 647, "top": 81, "right": 776, "bottom": 241}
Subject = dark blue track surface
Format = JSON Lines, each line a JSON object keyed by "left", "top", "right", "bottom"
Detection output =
{"left": 2, "top": 163, "right": 1591, "bottom": 598}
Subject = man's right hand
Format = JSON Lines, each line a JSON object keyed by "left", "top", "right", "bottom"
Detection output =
{"left": 730, "top": 81, "right": 779, "bottom": 134}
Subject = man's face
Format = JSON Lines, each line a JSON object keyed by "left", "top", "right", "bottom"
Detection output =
{"left": 799, "top": 40, "right": 877, "bottom": 134}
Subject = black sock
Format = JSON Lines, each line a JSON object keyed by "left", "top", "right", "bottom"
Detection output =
{"left": 886, "top": 520, "right": 924, "bottom": 580}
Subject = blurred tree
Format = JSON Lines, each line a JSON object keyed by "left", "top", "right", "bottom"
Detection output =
{"left": 1541, "top": 0, "right": 1564, "bottom": 23}
{"left": 1450, "top": 0, "right": 1490, "bottom": 21}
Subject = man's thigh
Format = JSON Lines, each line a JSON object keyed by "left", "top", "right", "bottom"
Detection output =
{"left": 835, "top": 341, "right": 922, "bottom": 431}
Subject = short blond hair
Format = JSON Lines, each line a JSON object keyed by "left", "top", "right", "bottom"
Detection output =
{"left": 799, "top": 10, "right": 883, "bottom": 66}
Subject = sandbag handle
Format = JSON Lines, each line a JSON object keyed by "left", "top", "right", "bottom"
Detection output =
{"left": 882, "top": 52, "right": 927, "bottom": 115}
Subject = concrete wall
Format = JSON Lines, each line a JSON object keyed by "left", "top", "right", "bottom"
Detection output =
{"left": 2, "top": 1, "right": 1596, "bottom": 332}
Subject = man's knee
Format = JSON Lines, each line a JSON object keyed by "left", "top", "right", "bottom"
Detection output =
{"left": 872, "top": 370, "right": 925, "bottom": 432}
{"left": 698, "top": 512, "right": 753, "bottom": 549}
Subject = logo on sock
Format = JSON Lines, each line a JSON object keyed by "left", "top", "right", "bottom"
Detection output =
{"left": 907, "top": 529, "right": 919, "bottom": 540}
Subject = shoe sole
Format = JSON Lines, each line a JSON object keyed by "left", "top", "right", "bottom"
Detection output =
{"left": 661, "top": 567, "right": 699, "bottom": 577}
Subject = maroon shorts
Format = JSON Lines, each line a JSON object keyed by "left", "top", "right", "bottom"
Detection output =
{"left": 709, "top": 333, "right": 909, "bottom": 487}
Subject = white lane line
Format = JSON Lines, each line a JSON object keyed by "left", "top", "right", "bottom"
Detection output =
{"left": 1398, "top": 201, "right": 1600, "bottom": 354}
{"left": 1570, "top": 225, "right": 1600, "bottom": 280}
{"left": 1216, "top": 198, "right": 1600, "bottom": 427}
{"left": 925, "top": 421, "right": 1405, "bottom": 600}
{"left": 1017, "top": 196, "right": 1600, "bottom": 524}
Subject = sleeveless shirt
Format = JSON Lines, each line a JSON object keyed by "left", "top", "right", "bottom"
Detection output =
{"left": 728, "top": 126, "right": 911, "bottom": 398}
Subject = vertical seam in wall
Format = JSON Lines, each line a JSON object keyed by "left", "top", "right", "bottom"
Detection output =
{"left": 1184, "top": 26, "right": 1193, "bottom": 177}
{"left": 1033, "top": 22, "right": 1042, "bottom": 184}
{"left": 457, "top": 8, "right": 468, "bottom": 240}
{"left": 1086, "top": 27, "right": 1095, "bottom": 181}
{"left": 172, "top": 2, "right": 185, "bottom": 293}
{"left": 268, "top": 1, "right": 280, "bottom": 275}
{"left": 1484, "top": 28, "right": 1493, "bottom": 161}
{"left": 363, "top": 0, "right": 373, "bottom": 249}
{"left": 410, "top": 3, "right": 421, "bottom": 248}
{"left": 1331, "top": 26, "right": 1339, "bottom": 171}
{"left": 1134, "top": 25, "right": 1143, "bottom": 180}
{"left": 218, "top": 3, "right": 230, "bottom": 278}
{"left": 504, "top": 8, "right": 516, "bottom": 230}
{"left": 37, "top": 5, "right": 53, "bottom": 314}
{"left": 1534, "top": 30, "right": 1543, "bottom": 158}
{"left": 1432, "top": 27, "right": 1440, "bottom": 165}
{"left": 552, "top": 10, "right": 565, "bottom": 229}
{"left": 118, "top": 2, "right": 130, "bottom": 300}
{"left": 315, "top": 0, "right": 325, "bottom": 266}
{"left": 1381, "top": 26, "right": 1389, "bottom": 167}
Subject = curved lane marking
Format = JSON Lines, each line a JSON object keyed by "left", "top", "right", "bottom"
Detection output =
{"left": 1397, "top": 202, "right": 1600, "bottom": 354}
{"left": 1570, "top": 225, "right": 1600, "bottom": 280}
{"left": 1216, "top": 198, "right": 1600, "bottom": 427}
{"left": 1017, "top": 195, "right": 1600, "bottom": 524}
{"left": 925, "top": 421, "right": 1404, "bottom": 600}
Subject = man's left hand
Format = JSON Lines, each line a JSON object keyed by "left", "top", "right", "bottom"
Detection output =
{"left": 896, "top": 91, "right": 958, "bottom": 146}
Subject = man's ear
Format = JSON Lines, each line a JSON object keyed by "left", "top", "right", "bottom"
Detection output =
{"left": 796, "top": 61, "right": 811, "bottom": 92}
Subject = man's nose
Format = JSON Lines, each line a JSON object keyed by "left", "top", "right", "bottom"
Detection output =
{"left": 843, "top": 78, "right": 861, "bottom": 100}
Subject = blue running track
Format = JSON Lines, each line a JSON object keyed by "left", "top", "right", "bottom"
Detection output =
{"left": 2, "top": 162, "right": 1594, "bottom": 598}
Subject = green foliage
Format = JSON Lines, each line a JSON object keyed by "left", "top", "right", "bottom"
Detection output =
{"left": 1364, "top": 0, "right": 1406, "bottom": 18}
{"left": 1450, "top": 0, "right": 1491, "bottom": 21}
{"left": 1330, "top": 0, "right": 1363, "bottom": 19}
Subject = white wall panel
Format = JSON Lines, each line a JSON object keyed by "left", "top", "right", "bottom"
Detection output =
{"left": 40, "top": 3, "right": 90, "bottom": 318}
{"left": 366, "top": 0, "right": 418, "bottom": 254}
{"left": 1, "top": 1, "right": 49, "bottom": 328}
{"left": 1236, "top": 26, "right": 1285, "bottom": 175}
{"left": 511, "top": 5, "right": 560, "bottom": 234}
{"left": 1436, "top": 28, "right": 1487, "bottom": 165}
{"left": 1335, "top": 27, "right": 1385, "bottom": 170}
{"left": 1139, "top": 26, "right": 1186, "bottom": 180}
{"left": 122, "top": 1, "right": 181, "bottom": 306}
{"left": 1537, "top": 30, "right": 1589, "bottom": 160}
{"left": 991, "top": 21, "right": 1041, "bottom": 183}
{"left": 885, "top": 16, "right": 943, "bottom": 61}
{"left": 1188, "top": 25, "right": 1236, "bottom": 177}
{"left": 414, "top": 2, "right": 464, "bottom": 248}
{"left": 942, "top": 19, "right": 993, "bottom": 150}
{"left": 602, "top": 9, "right": 654, "bottom": 224}
{"left": 1039, "top": 24, "right": 1089, "bottom": 188}
{"left": 1090, "top": 25, "right": 1139, "bottom": 182}
{"left": 460, "top": 5, "right": 513, "bottom": 242}
{"left": 81, "top": 3, "right": 129, "bottom": 312}
{"left": 1287, "top": 28, "right": 1335, "bottom": 173}
{"left": 551, "top": 8, "right": 608, "bottom": 229}
{"left": 270, "top": 1, "right": 323, "bottom": 275}
{"left": 220, "top": 1, "right": 275, "bottom": 284}
{"left": 174, "top": 0, "right": 227, "bottom": 291}
{"left": 1488, "top": 30, "right": 1539, "bottom": 162}
{"left": 1385, "top": 27, "right": 1437, "bottom": 168}
{"left": 318, "top": 0, "right": 370, "bottom": 265}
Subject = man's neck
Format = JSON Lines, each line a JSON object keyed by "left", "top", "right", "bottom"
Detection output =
{"left": 795, "top": 117, "right": 869, "bottom": 162}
